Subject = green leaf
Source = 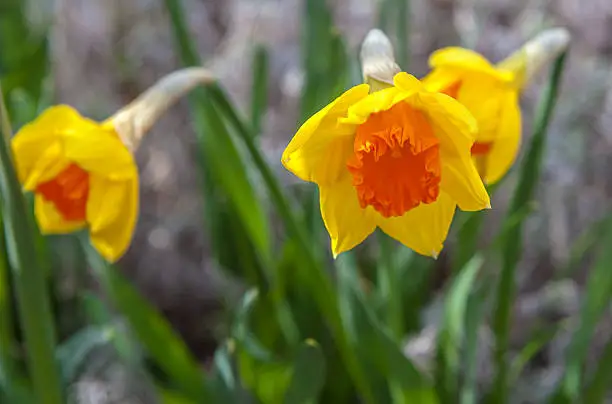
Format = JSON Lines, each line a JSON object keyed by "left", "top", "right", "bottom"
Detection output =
{"left": 163, "top": 0, "right": 271, "bottom": 264}
{"left": 0, "top": 378, "right": 35, "bottom": 404}
{"left": 0, "top": 85, "right": 63, "bottom": 404}
{"left": 232, "top": 292, "right": 289, "bottom": 402}
{"left": 582, "top": 337, "right": 612, "bottom": 404}
{"left": 552, "top": 221, "right": 612, "bottom": 401}
{"left": 197, "top": 97, "right": 271, "bottom": 259}
{"left": 491, "top": 52, "right": 567, "bottom": 403}
{"left": 163, "top": 2, "right": 373, "bottom": 401}
{"left": 508, "top": 326, "right": 558, "bottom": 386}
{"left": 437, "top": 254, "right": 484, "bottom": 401}
{"left": 56, "top": 325, "right": 114, "bottom": 384}
{"left": 337, "top": 253, "right": 438, "bottom": 404}
{"left": 210, "top": 69, "right": 376, "bottom": 404}
{"left": 209, "top": 340, "right": 246, "bottom": 403}
{"left": 284, "top": 340, "right": 326, "bottom": 404}
{"left": 238, "top": 351, "right": 293, "bottom": 404}
{"left": 460, "top": 289, "right": 488, "bottom": 404}
{"left": 377, "top": 234, "right": 404, "bottom": 341}
{"left": 557, "top": 213, "right": 612, "bottom": 279}
{"left": 444, "top": 254, "right": 484, "bottom": 363}
{"left": 0, "top": 211, "right": 18, "bottom": 385}
{"left": 250, "top": 45, "right": 269, "bottom": 137}
{"left": 81, "top": 242, "right": 212, "bottom": 402}
{"left": 394, "top": 0, "right": 410, "bottom": 69}
{"left": 452, "top": 211, "right": 484, "bottom": 274}
{"left": 0, "top": 0, "right": 49, "bottom": 123}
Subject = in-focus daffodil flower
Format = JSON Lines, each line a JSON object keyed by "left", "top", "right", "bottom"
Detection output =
{"left": 10, "top": 67, "right": 215, "bottom": 262}
{"left": 12, "top": 106, "right": 139, "bottom": 262}
{"left": 282, "top": 72, "right": 490, "bottom": 258}
{"left": 422, "top": 47, "right": 521, "bottom": 185}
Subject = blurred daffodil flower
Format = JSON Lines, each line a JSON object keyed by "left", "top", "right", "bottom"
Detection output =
{"left": 282, "top": 71, "right": 490, "bottom": 258}
{"left": 11, "top": 68, "right": 214, "bottom": 262}
{"left": 423, "top": 28, "right": 570, "bottom": 184}
{"left": 12, "top": 107, "right": 139, "bottom": 262}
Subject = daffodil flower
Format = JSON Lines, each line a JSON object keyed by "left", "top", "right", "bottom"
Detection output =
{"left": 10, "top": 68, "right": 215, "bottom": 262}
{"left": 423, "top": 29, "right": 570, "bottom": 184}
{"left": 282, "top": 72, "right": 490, "bottom": 258}
{"left": 422, "top": 48, "right": 521, "bottom": 185}
{"left": 12, "top": 106, "right": 139, "bottom": 262}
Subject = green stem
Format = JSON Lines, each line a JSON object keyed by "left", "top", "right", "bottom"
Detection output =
{"left": 0, "top": 89, "right": 63, "bottom": 403}
{"left": 491, "top": 53, "right": 567, "bottom": 404}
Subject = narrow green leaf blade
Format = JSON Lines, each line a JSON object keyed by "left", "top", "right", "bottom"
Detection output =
{"left": 284, "top": 340, "right": 327, "bottom": 404}
{"left": 250, "top": 45, "right": 269, "bottom": 137}
{"left": 491, "top": 53, "right": 567, "bottom": 403}
{"left": 82, "top": 242, "right": 212, "bottom": 402}
{"left": 582, "top": 337, "right": 612, "bottom": 404}
{"left": 56, "top": 325, "right": 115, "bottom": 384}
{"left": 337, "top": 254, "right": 438, "bottom": 404}
{"left": 0, "top": 85, "right": 63, "bottom": 404}
{"left": 554, "top": 222, "right": 612, "bottom": 401}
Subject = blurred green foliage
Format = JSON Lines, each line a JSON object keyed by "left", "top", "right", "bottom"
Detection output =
{"left": 1, "top": 1, "right": 611, "bottom": 404}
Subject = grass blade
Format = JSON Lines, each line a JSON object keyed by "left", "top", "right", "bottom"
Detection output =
{"left": 582, "top": 337, "right": 612, "bottom": 404}
{"left": 81, "top": 241, "right": 213, "bottom": 402}
{"left": 552, "top": 221, "right": 612, "bottom": 401}
{"left": 56, "top": 325, "right": 115, "bottom": 385}
{"left": 377, "top": 234, "right": 404, "bottom": 341}
{"left": 337, "top": 253, "right": 437, "bottom": 404}
{"left": 0, "top": 86, "right": 63, "bottom": 404}
{"left": 283, "top": 340, "right": 327, "bottom": 404}
{"left": 250, "top": 45, "right": 269, "bottom": 137}
{"left": 460, "top": 288, "right": 488, "bottom": 404}
{"left": 395, "top": 0, "right": 410, "bottom": 69}
{"left": 436, "top": 255, "right": 484, "bottom": 402}
{"left": 491, "top": 52, "right": 567, "bottom": 403}
{"left": 164, "top": 1, "right": 374, "bottom": 401}
{"left": 163, "top": 0, "right": 271, "bottom": 262}
{"left": 0, "top": 212, "right": 18, "bottom": 385}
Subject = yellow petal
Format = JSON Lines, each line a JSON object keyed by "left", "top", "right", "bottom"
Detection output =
{"left": 454, "top": 75, "right": 507, "bottom": 142}
{"left": 34, "top": 195, "right": 86, "bottom": 234}
{"left": 342, "top": 85, "right": 412, "bottom": 126}
{"left": 414, "top": 91, "right": 490, "bottom": 211}
{"left": 440, "top": 156, "right": 490, "bottom": 211}
{"left": 429, "top": 47, "right": 513, "bottom": 82}
{"left": 377, "top": 191, "right": 456, "bottom": 257}
{"left": 86, "top": 174, "right": 126, "bottom": 233}
{"left": 319, "top": 177, "right": 377, "bottom": 257}
{"left": 21, "top": 143, "right": 71, "bottom": 191}
{"left": 414, "top": 91, "right": 477, "bottom": 157}
{"left": 63, "top": 128, "right": 137, "bottom": 181}
{"left": 88, "top": 176, "right": 139, "bottom": 262}
{"left": 392, "top": 72, "right": 423, "bottom": 93}
{"left": 482, "top": 91, "right": 522, "bottom": 184}
{"left": 421, "top": 68, "right": 461, "bottom": 93}
{"left": 12, "top": 105, "right": 95, "bottom": 187}
{"left": 282, "top": 85, "right": 369, "bottom": 185}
